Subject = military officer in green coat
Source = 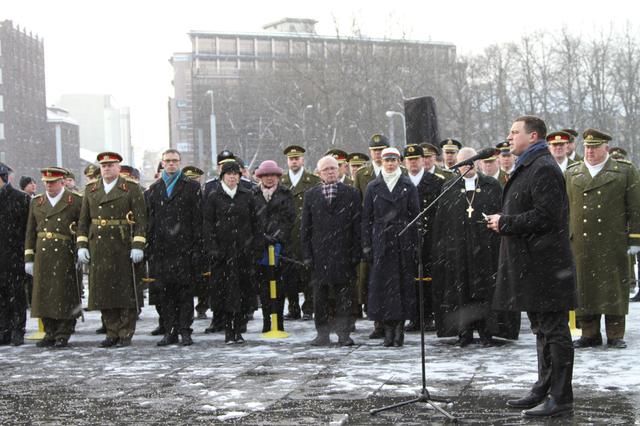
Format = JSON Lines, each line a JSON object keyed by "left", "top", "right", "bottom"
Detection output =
{"left": 561, "top": 128, "right": 583, "bottom": 162}
{"left": 280, "top": 145, "right": 321, "bottom": 320}
{"left": 479, "top": 152, "right": 509, "bottom": 187}
{"left": 566, "top": 129, "right": 640, "bottom": 349}
{"left": 347, "top": 152, "right": 369, "bottom": 181}
{"left": 24, "top": 168, "right": 82, "bottom": 348}
{"left": 76, "top": 152, "right": 147, "bottom": 348}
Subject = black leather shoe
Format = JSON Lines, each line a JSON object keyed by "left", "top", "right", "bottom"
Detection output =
{"left": 150, "top": 326, "right": 166, "bottom": 336}
{"left": 607, "top": 338, "right": 627, "bottom": 349}
{"left": 95, "top": 325, "right": 107, "bottom": 334}
{"left": 506, "top": 393, "right": 546, "bottom": 409}
{"left": 383, "top": 324, "right": 394, "bottom": 347}
{"left": 284, "top": 312, "right": 301, "bottom": 320}
{"left": 369, "top": 327, "right": 385, "bottom": 339}
{"left": 523, "top": 397, "right": 573, "bottom": 417}
{"left": 10, "top": 332, "right": 24, "bottom": 346}
{"left": 157, "top": 333, "right": 179, "bottom": 346}
{"left": 302, "top": 313, "right": 313, "bottom": 321}
{"left": 457, "top": 332, "right": 473, "bottom": 348}
{"left": 36, "top": 339, "right": 55, "bottom": 348}
{"left": 100, "top": 337, "right": 119, "bottom": 348}
{"left": 310, "top": 334, "right": 331, "bottom": 346}
{"left": 181, "top": 333, "right": 193, "bottom": 346}
{"left": 405, "top": 321, "right": 419, "bottom": 332}
{"left": 117, "top": 337, "right": 132, "bottom": 347}
{"left": 54, "top": 338, "right": 69, "bottom": 348}
{"left": 573, "top": 336, "right": 602, "bottom": 348}
{"left": 195, "top": 312, "right": 208, "bottom": 320}
{"left": 234, "top": 334, "right": 245, "bottom": 344}
{"left": 393, "top": 322, "right": 404, "bottom": 347}
{"left": 338, "top": 336, "right": 354, "bottom": 347}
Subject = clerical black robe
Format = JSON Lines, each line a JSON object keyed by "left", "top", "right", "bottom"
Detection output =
{"left": 431, "top": 173, "right": 520, "bottom": 340}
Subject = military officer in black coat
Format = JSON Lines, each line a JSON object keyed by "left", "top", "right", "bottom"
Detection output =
{"left": 487, "top": 116, "right": 576, "bottom": 418}
{"left": 0, "top": 162, "right": 30, "bottom": 346}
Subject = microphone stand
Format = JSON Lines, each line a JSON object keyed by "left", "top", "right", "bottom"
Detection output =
{"left": 369, "top": 165, "right": 475, "bottom": 422}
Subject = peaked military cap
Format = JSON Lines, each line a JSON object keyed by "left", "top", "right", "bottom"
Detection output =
{"left": 560, "top": 128, "right": 579, "bottom": 141}
{"left": 182, "top": 165, "right": 204, "bottom": 179}
{"left": 120, "top": 165, "right": 134, "bottom": 177}
{"left": 609, "top": 147, "right": 628, "bottom": 160}
{"left": 283, "top": 145, "right": 306, "bottom": 157}
{"left": 347, "top": 152, "right": 369, "bottom": 165}
{"left": 325, "top": 148, "right": 348, "bottom": 163}
{"left": 97, "top": 151, "right": 123, "bottom": 164}
{"left": 546, "top": 131, "right": 572, "bottom": 144}
{"left": 40, "top": 167, "right": 66, "bottom": 182}
{"left": 582, "top": 128, "right": 612, "bottom": 146}
{"left": 420, "top": 143, "right": 440, "bottom": 157}
{"left": 403, "top": 144, "right": 423, "bottom": 159}
{"left": 496, "top": 141, "right": 511, "bottom": 155}
{"left": 440, "top": 138, "right": 462, "bottom": 152}
{"left": 217, "top": 150, "right": 236, "bottom": 165}
{"left": 0, "top": 162, "right": 13, "bottom": 176}
{"left": 369, "top": 134, "right": 390, "bottom": 149}
{"left": 84, "top": 164, "right": 100, "bottom": 178}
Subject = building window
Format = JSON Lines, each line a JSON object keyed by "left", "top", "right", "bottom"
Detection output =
{"left": 0, "top": 123, "right": 4, "bottom": 140}
{"left": 0, "top": 95, "right": 3, "bottom": 112}
{"left": 0, "top": 68, "right": 3, "bottom": 84}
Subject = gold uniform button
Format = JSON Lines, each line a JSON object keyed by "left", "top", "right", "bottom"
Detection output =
{"left": 583, "top": 233, "right": 588, "bottom": 237}
{"left": 598, "top": 219, "right": 602, "bottom": 223}
{"left": 598, "top": 232, "right": 602, "bottom": 236}
{"left": 100, "top": 219, "right": 107, "bottom": 226}
{"left": 46, "top": 232, "right": 53, "bottom": 239}
{"left": 583, "top": 219, "right": 587, "bottom": 223}
{"left": 583, "top": 206, "right": 587, "bottom": 209}
{"left": 583, "top": 193, "right": 588, "bottom": 196}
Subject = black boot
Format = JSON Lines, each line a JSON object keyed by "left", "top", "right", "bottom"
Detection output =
{"left": 157, "top": 331, "right": 179, "bottom": 346}
{"left": 261, "top": 308, "right": 271, "bottom": 333}
{"left": 234, "top": 313, "right": 245, "bottom": 344}
{"left": 181, "top": 332, "right": 193, "bottom": 346}
{"left": 95, "top": 325, "right": 107, "bottom": 334}
{"left": 383, "top": 322, "right": 394, "bottom": 347}
{"left": 369, "top": 321, "right": 385, "bottom": 339}
{"left": 393, "top": 321, "right": 404, "bottom": 347}
{"left": 10, "top": 331, "right": 24, "bottom": 346}
{"left": 224, "top": 317, "right": 234, "bottom": 345}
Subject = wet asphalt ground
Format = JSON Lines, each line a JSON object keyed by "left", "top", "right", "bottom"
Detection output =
{"left": 1, "top": 290, "right": 639, "bottom": 425}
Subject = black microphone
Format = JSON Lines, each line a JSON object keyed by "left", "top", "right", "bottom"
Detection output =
{"left": 448, "top": 147, "right": 498, "bottom": 170}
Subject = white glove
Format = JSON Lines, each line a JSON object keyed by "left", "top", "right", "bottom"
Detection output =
{"left": 627, "top": 246, "right": 640, "bottom": 256}
{"left": 25, "top": 262, "right": 34, "bottom": 276}
{"left": 78, "top": 248, "right": 91, "bottom": 264}
{"left": 130, "top": 248, "right": 144, "bottom": 264}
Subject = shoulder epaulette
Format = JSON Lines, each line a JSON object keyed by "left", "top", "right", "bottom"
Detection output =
{"left": 33, "top": 193, "right": 43, "bottom": 198}
{"left": 434, "top": 173, "right": 446, "bottom": 180}
{"left": 123, "top": 176, "right": 138, "bottom": 184}
{"left": 614, "top": 158, "right": 633, "bottom": 165}
{"left": 567, "top": 161, "right": 582, "bottom": 170}
{"left": 205, "top": 177, "right": 218, "bottom": 184}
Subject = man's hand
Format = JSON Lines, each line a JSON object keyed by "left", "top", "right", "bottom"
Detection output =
{"left": 627, "top": 246, "right": 640, "bottom": 256}
{"left": 25, "top": 262, "right": 34, "bottom": 276}
{"left": 78, "top": 248, "right": 91, "bottom": 264}
{"left": 130, "top": 249, "right": 144, "bottom": 263}
{"left": 486, "top": 214, "right": 501, "bottom": 233}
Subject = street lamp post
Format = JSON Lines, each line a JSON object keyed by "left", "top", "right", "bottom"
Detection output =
{"left": 385, "top": 111, "right": 406, "bottom": 147}
{"left": 302, "top": 104, "right": 313, "bottom": 141}
{"left": 206, "top": 90, "right": 217, "bottom": 169}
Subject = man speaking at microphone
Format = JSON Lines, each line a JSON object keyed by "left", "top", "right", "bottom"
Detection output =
{"left": 486, "top": 116, "right": 576, "bottom": 418}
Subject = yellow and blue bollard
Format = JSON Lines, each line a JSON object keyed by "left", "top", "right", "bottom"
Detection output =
{"left": 262, "top": 244, "right": 289, "bottom": 339}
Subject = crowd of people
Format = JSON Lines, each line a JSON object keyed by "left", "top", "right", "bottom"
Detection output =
{"left": 1, "top": 115, "right": 639, "bottom": 417}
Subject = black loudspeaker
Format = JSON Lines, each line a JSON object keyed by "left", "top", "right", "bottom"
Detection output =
{"left": 404, "top": 96, "right": 439, "bottom": 146}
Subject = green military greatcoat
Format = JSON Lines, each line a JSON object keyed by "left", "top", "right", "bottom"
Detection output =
{"left": 24, "top": 190, "right": 83, "bottom": 319}
{"left": 566, "top": 158, "right": 640, "bottom": 315}
{"left": 76, "top": 176, "right": 147, "bottom": 310}
{"left": 280, "top": 169, "right": 321, "bottom": 259}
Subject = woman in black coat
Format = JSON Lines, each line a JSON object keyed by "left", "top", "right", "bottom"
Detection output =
{"left": 252, "top": 160, "right": 295, "bottom": 333}
{"left": 362, "top": 148, "right": 420, "bottom": 347}
{"left": 204, "top": 161, "right": 258, "bottom": 344}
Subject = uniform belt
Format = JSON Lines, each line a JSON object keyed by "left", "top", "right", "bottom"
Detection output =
{"left": 91, "top": 219, "right": 129, "bottom": 226}
{"left": 37, "top": 231, "right": 71, "bottom": 241}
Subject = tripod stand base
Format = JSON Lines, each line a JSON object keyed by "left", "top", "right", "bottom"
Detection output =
{"left": 370, "top": 392, "right": 457, "bottom": 422}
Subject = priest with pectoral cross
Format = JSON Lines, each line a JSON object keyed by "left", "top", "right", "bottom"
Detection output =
{"left": 431, "top": 147, "right": 520, "bottom": 347}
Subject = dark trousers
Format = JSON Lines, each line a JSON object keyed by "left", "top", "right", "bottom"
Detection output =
{"left": 257, "top": 264, "right": 285, "bottom": 331}
{"left": 527, "top": 311, "right": 574, "bottom": 404}
{"left": 283, "top": 263, "right": 313, "bottom": 315}
{"left": 0, "top": 272, "right": 27, "bottom": 338}
{"left": 160, "top": 279, "right": 194, "bottom": 334}
{"left": 313, "top": 281, "right": 352, "bottom": 337}
{"left": 42, "top": 318, "right": 75, "bottom": 341}
{"left": 102, "top": 308, "right": 137, "bottom": 340}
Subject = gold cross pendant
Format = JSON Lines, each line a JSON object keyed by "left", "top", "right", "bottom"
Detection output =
{"left": 466, "top": 205, "right": 474, "bottom": 218}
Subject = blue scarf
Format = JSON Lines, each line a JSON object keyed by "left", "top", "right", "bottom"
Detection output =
{"left": 162, "top": 170, "right": 182, "bottom": 197}
{"left": 515, "top": 140, "right": 548, "bottom": 170}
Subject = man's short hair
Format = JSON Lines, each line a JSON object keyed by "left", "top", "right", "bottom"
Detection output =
{"left": 162, "top": 148, "right": 181, "bottom": 160}
{"left": 317, "top": 155, "right": 338, "bottom": 171}
{"left": 515, "top": 115, "right": 547, "bottom": 140}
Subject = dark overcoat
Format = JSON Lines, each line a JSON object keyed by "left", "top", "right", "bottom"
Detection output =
{"left": 432, "top": 174, "right": 519, "bottom": 339}
{"left": 146, "top": 174, "right": 203, "bottom": 303}
{"left": 492, "top": 147, "right": 577, "bottom": 313}
{"left": 362, "top": 174, "right": 419, "bottom": 321}
{"left": 415, "top": 170, "right": 445, "bottom": 275}
{"left": 301, "top": 182, "right": 362, "bottom": 285}
{"left": 204, "top": 184, "right": 258, "bottom": 313}
{"left": 253, "top": 185, "right": 296, "bottom": 253}
{"left": 0, "top": 184, "right": 30, "bottom": 277}
{"left": 25, "top": 190, "right": 82, "bottom": 319}
{"left": 280, "top": 169, "right": 321, "bottom": 260}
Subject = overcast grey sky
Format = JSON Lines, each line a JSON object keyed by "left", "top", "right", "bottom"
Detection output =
{"left": 3, "top": 0, "right": 638, "bottom": 158}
